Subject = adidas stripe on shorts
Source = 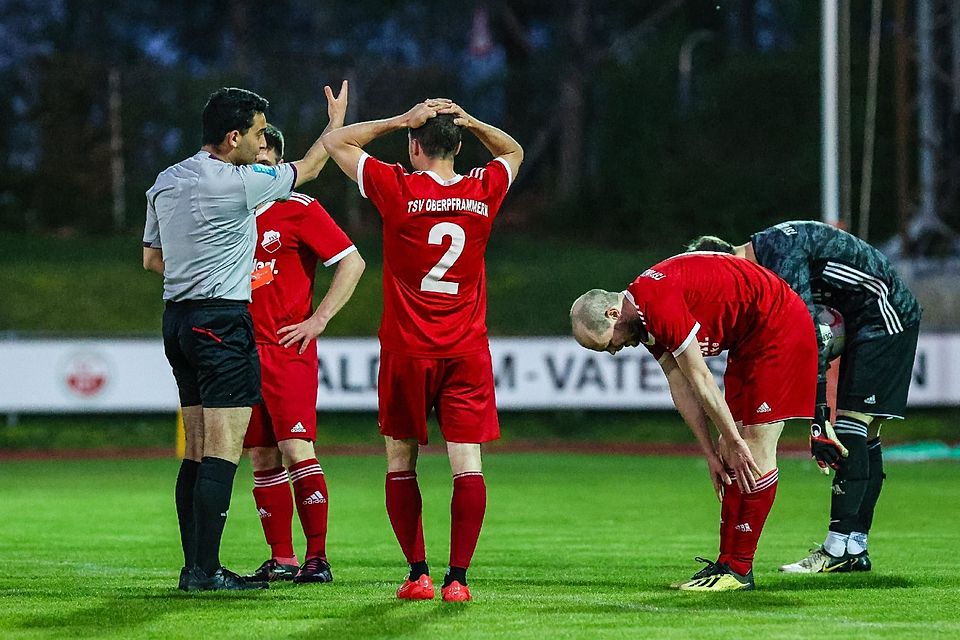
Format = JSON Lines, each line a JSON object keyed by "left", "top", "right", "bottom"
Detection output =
{"left": 244, "top": 343, "right": 319, "bottom": 447}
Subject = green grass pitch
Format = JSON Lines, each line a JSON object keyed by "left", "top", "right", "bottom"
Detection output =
{"left": 1, "top": 453, "right": 958, "bottom": 639}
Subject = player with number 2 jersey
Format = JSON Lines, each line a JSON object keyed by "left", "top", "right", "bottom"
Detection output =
{"left": 359, "top": 152, "right": 510, "bottom": 358}
{"left": 322, "top": 99, "right": 523, "bottom": 603}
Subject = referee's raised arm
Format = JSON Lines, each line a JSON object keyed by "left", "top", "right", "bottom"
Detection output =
{"left": 290, "top": 80, "right": 349, "bottom": 187}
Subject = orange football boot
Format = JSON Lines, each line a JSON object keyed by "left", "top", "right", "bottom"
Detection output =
{"left": 441, "top": 581, "right": 471, "bottom": 602}
{"left": 396, "top": 574, "right": 435, "bottom": 600}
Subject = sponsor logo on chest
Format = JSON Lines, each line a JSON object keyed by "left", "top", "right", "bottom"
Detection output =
{"left": 253, "top": 258, "right": 278, "bottom": 275}
{"left": 252, "top": 231, "right": 281, "bottom": 284}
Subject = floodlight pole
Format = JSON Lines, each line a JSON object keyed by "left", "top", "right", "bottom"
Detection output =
{"left": 821, "top": 0, "right": 840, "bottom": 227}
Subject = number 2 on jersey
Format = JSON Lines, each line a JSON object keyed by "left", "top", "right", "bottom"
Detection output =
{"left": 420, "top": 222, "right": 465, "bottom": 294}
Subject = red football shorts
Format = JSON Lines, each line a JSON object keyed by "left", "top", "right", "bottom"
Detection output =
{"left": 244, "top": 343, "right": 318, "bottom": 447}
{"left": 723, "top": 295, "right": 817, "bottom": 427}
{"left": 378, "top": 348, "right": 500, "bottom": 445}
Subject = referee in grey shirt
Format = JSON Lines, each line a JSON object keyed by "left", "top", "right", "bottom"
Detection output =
{"left": 143, "top": 82, "right": 348, "bottom": 591}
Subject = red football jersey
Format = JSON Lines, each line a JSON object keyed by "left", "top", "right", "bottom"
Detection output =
{"left": 626, "top": 252, "right": 803, "bottom": 361}
{"left": 358, "top": 153, "right": 512, "bottom": 357}
{"left": 250, "top": 192, "right": 355, "bottom": 344}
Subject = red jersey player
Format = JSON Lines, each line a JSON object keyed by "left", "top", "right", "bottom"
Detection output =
{"left": 242, "top": 123, "right": 365, "bottom": 585}
{"left": 322, "top": 99, "right": 523, "bottom": 602}
{"left": 570, "top": 252, "right": 820, "bottom": 592}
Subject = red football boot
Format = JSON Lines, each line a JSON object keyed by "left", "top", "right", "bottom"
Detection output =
{"left": 396, "top": 574, "right": 434, "bottom": 600}
{"left": 441, "top": 581, "right": 471, "bottom": 602}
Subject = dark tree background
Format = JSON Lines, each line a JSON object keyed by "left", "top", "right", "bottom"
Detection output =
{"left": 0, "top": 0, "right": 954, "bottom": 251}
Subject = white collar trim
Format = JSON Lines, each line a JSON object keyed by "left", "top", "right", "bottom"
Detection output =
{"left": 417, "top": 170, "right": 464, "bottom": 186}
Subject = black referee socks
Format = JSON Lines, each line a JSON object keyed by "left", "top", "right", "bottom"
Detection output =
{"left": 174, "top": 459, "right": 200, "bottom": 569}
{"left": 193, "top": 457, "right": 239, "bottom": 576}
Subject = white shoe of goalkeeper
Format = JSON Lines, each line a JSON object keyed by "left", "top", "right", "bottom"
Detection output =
{"left": 779, "top": 547, "right": 850, "bottom": 573}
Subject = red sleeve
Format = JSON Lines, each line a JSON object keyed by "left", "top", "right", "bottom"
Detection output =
{"left": 358, "top": 153, "right": 406, "bottom": 221}
{"left": 628, "top": 280, "right": 701, "bottom": 359}
{"left": 478, "top": 157, "right": 512, "bottom": 219}
{"left": 298, "top": 200, "right": 355, "bottom": 266}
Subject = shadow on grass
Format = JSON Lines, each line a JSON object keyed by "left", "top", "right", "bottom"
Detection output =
{"left": 12, "top": 584, "right": 466, "bottom": 638}
{"left": 292, "top": 599, "right": 467, "bottom": 637}
{"left": 13, "top": 586, "right": 280, "bottom": 635}
{"left": 490, "top": 577, "right": 660, "bottom": 590}
{"left": 7, "top": 574, "right": 919, "bottom": 636}
{"left": 631, "top": 591, "right": 806, "bottom": 611}
{"left": 766, "top": 574, "right": 916, "bottom": 591}
{"left": 488, "top": 572, "right": 917, "bottom": 594}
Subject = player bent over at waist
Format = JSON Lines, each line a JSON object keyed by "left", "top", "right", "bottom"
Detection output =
{"left": 688, "top": 220, "right": 921, "bottom": 573}
{"left": 570, "top": 252, "right": 821, "bottom": 591}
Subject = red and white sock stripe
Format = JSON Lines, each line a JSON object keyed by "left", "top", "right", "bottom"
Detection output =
{"left": 453, "top": 471, "right": 484, "bottom": 480}
{"left": 253, "top": 469, "right": 289, "bottom": 488}
{"left": 726, "top": 468, "right": 778, "bottom": 492}
{"left": 748, "top": 468, "right": 779, "bottom": 493}
{"left": 289, "top": 463, "right": 324, "bottom": 483}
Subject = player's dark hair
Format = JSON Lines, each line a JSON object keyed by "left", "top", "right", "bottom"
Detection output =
{"left": 409, "top": 113, "right": 461, "bottom": 159}
{"left": 686, "top": 235, "right": 736, "bottom": 254}
{"left": 201, "top": 87, "right": 269, "bottom": 146}
{"left": 264, "top": 124, "right": 284, "bottom": 159}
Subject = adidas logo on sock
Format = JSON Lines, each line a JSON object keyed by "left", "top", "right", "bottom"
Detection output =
{"left": 258, "top": 507, "right": 271, "bottom": 519}
{"left": 864, "top": 395, "right": 876, "bottom": 405}
{"left": 756, "top": 402, "right": 771, "bottom": 413}
{"left": 302, "top": 490, "right": 326, "bottom": 505}
{"left": 291, "top": 422, "right": 307, "bottom": 433}
{"left": 735, "top": 523, "right": 753, "bottom": 532}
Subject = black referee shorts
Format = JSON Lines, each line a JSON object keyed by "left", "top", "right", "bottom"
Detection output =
{"left": 837, "top": 323, "right": 920, "bottom": 419}
{"left": 162, "top": 299, "right": 261, "bottom": 408}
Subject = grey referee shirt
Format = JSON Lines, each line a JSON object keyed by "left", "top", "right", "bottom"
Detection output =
{"left": 143, "top": 151, "right": 297, "bottom": 302}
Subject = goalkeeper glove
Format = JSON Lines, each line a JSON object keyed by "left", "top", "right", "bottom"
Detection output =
{"left": 810, "top": 404, "right": 848, "bottom": 474}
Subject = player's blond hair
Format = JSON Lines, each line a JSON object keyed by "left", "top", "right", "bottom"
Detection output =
{"left": 570, "top": 289, "right": 619, "bottom": 341}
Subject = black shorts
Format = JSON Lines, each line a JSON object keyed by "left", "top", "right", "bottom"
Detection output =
{"left": 162, "top": 300, "right": 261, "bottom": 409}
{"left": 837, "top": 323, "right": 920, "bottom": 419}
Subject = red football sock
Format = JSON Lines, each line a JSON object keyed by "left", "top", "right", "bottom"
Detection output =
{"left": 252, "top": 467, "right": 296, "bottom": 561}
{"left": 385, "top": 471, "right": 426, "bottom": 564}
{"left": 717, "top": 473, "right": 744, "bottom": 566}
{"left": 726, "top": 468, "right": 779, "bottom": 575}
{"left": 290, "top": 459, "right": 329, "bottom": 561}
{"left": 449, "top": 472, "right": 487, "bottom": 570}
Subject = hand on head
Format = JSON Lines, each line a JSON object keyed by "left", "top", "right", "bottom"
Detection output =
{"left": 406, "top": 98, "right": 453, "bottom": 129}
{"left": 436, "top": 102, "right": 473, "bottom": 128}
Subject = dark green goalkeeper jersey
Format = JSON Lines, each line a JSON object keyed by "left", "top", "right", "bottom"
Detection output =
{"left": 750, "top": 221, "right": 922, "bottom": 394}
